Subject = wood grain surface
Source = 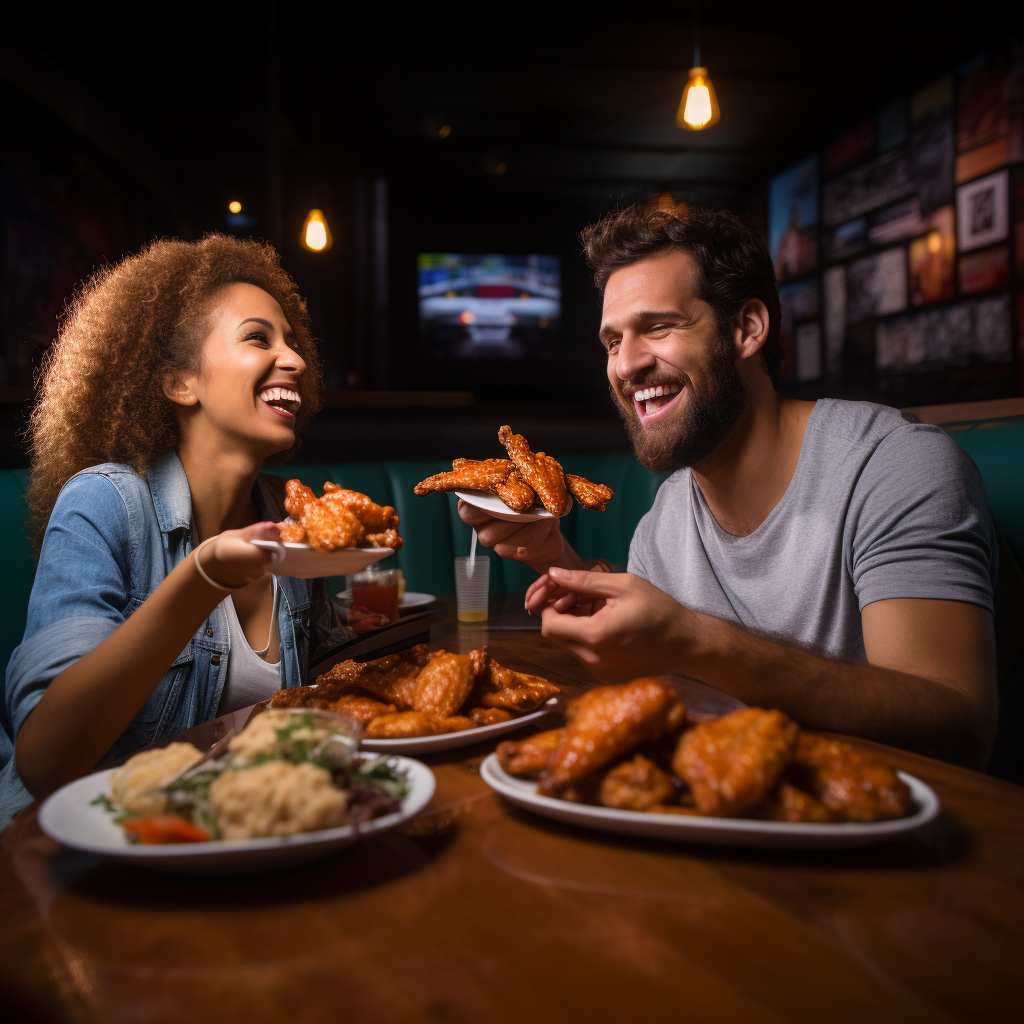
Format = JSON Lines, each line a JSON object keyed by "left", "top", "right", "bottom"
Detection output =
{"left": 2, "top": 601, "right": 1022, "bottom": 1024}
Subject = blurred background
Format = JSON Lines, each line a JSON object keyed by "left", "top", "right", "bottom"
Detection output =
{"left": 1, "top": 2, "right": 1022, "bottom": 465}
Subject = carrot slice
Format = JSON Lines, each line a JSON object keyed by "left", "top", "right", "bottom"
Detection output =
{"left": 121, "top": 815, "right": 211, "bottom": 844}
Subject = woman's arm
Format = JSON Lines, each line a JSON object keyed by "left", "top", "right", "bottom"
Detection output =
{"left": 15, "top": 525, "right": 279, "bottom": 799}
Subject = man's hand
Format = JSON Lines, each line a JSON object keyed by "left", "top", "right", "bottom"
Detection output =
{"left": 527, "top": 567, "right": 697, "bottom": 679}
{"left": 458, "top": 499, "right": 582, "bottom": 573}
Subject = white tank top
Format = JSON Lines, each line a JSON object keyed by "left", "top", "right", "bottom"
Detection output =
{"left": 217, "top": 577, "right": 282, "bottom": 715}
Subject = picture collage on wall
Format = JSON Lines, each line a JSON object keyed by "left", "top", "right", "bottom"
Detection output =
{"left": 767, "top": 43, "right": 1024, "bottom": 401}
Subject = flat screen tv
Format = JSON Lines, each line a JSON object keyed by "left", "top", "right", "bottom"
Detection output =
{"left": 418, "top": 253, "right": 560, "bottom": 359}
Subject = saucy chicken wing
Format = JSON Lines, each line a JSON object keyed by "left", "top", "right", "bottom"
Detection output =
{"left": 565, "top": 474, "right": 615, "bottom": 512}
{"left": 673, "top": 707, "right": 799, "bottom": 817}
{"left": 277, "top": 520, "right": 307, "bottom": 543}
{"left": 365, "top": 711, "right": 441, "bottom": 738}
{"left": 412, "top": 652, "right": 476, "bottom": 719}
{"left": 472, "top": 651, "right": 561, "bottom": 712}
{"left": 497, "top": 728, "right": 567, "bottom": 778}
{"left": 324, "top": 694, "right": 397, "bottom": 724}
{"left": 316, "top": 647, "right": 432, "bottom": 710}
{"left": 282, "top": 479, "right": 403, "bottom": 551}
{"left": 538, "top": 678, "right": 680, "bottom": 796}
{"left": 788, "top": 733, "right": 912, "bottom": 822}
{"left": 413, "top": 459, "right": 511, "bottom": 496}
{"left": 498, "top": 425, "right": 569, "bottom": 516}
{"left": 468, "top": 707, "right": 513, "bottom": 726}
{"left": 322, "top": 483, "right": 398, "bottom": 530}
{"left": 599, "top": 754, "right": 677, "bottom": 811}
{"left": 284, "top": 479, "right": 318, "bottom": 519}
{"left": 494, "top": 468, "right": 537, "bottom": 513}
{"left": 754, "top": 780, "right": 840, "bottom": 823}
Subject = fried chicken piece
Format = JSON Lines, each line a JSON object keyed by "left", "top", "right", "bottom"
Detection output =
{"left": 269, "top": 685, "right": 318, "bottom": 708}
{"left": 538, "top": 679, "right": 678, "bottom": 796}
{"left": 498, "top": 426, "right": 569, "bottom": 516}
{"left": 269, "top": 672, "right": 361, "bottom": 709}
{"left": 788, "top": 733, "right": 912, "bottom": 822}
{"left": 468, "top": 707, "right": 513, "bottom": 726}
{"left": 365, "top": 711, "right": 441, "bottom": 738}
{"left": 284, "top": 479, "right": 318, "bottom": 519}
{"left": 322, "top": 484, "right": 398, "bottom": 531}
{"left": 599, "top": 754, "right": 677, "bottom": 811}
{"left": 754, "top": 780, "right": 840, "bottom": 823}
{"left": 434, "top": 715, "right": 476, "bottom": 734}
{"left": 358, "top": 528, "right": 404, "bottom": 551}
{"left": 565, "top": 474, "right": 614, "bottom": 512}
{"left": 300, "top": 500, "right": 365, "bottom": 552}
{"left": 277, "top": 520, "right": 307, "bottom": 543}
{"left": 673, "top": 707, "right": 799, "bottom": 817}
{"left": 317, "top": 647, "right": 432, "bottom": 710}
{"left": 494, "top": 468, "right": 537, "bottom": 513}
{"left": 325, "top": 694, "right": 397, "bottom": 724}
{"left": 497, "top": 728, "right": 567, "bottom": 777}
{"left": 474, "top": 657, "right": 561, "bottom": 712}
{"left": 414, "top": 459, "right": 511, "bottom": 496}
{"left": 412, "top": 652, "right": 476, "bottom": 718}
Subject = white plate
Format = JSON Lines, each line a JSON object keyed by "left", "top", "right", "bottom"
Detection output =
{"left": 400, "top": 592, "right": 437, "bottom": 610}
{"left": 480, "top": 755, "right": 940, "bottom": 849}
{"left": 38, "top": 756, "right": 435, "bottom": 874}
{"left": 455, "top": 490, "right": 571, "bottom": 523}
{"left": 251, "top": 541, "right": 393, "bottom": 579}
{"left": 361, "top": 702, "right": 557, "bottom": 754}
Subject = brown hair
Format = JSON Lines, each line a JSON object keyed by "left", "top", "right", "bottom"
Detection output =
{"left": 580, "top": 200, "right": 783, "bottom": 385}
{"left": 26, "top": 233, "right": 324, "bottom": 552}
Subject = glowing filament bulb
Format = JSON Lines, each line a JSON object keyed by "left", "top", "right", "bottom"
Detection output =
{"left": 676, "top": 67, "right": 720, "bottom": 131}
{"left": 301, "top": 209, "right": 332, "bottom": 252}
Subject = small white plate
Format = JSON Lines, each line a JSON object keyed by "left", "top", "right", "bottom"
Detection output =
{"left": 361, "top": 701, "right": 557, "bottom": 754}
{"left": 251, "top": 541, "right": 393, "bottom": 579}
{"left": 455, "top": 490, "right": 571, "bottom": 523}
{"left": 400, "top": 592, "right": 437, "bottom": 611}
{"left": 480, "top": 755, "right": 940, "bottom": 849}
{"left": 38, "top": 756, "right": 435, "bottom": 874}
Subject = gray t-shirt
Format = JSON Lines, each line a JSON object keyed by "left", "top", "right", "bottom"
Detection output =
{"left": 628, "top": 399, "right": 998, "bottom": 665}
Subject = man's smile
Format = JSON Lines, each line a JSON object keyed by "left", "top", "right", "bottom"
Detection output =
{"left": 625, "top": 381, "right": 685, "bottom": 424}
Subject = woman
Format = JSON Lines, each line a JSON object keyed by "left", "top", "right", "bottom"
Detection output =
{"left": 1, "top": 234, "right": 335, "bottom": 825}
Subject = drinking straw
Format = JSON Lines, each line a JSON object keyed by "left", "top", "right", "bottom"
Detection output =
{"left": 468, "top": 529, "right": 478, "bottom": 576}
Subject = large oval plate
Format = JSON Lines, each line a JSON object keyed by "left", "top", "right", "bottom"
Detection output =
{"left": 361, "top": 702, "right": 557, "bottom": 754}
{"left": 38, "top": 756, "right": 435, "bottom": 874}
{"left": 480, "top": 754, "right": 940, "bottom": 849}
{"left": 251, "top": 541, "right": 393, "bottom": 579}
{"left": 455, "top": 490, "right": 571, "bottom": 523}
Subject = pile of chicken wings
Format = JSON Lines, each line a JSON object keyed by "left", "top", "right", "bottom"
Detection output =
{"left": 498, "top": 678, "right": 913, "bottom": 823}
{"left": 414, "top": 425, "right": 614, "bottom": 514}
{"left": 270, "top": 644, "right": 560, "bottom": 739}
{"left": 279, "top": 479, "right": 404, "bottom": 551}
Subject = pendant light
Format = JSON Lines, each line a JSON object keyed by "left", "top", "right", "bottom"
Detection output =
{"left": 676, "top": 3, "right": 720, "bottom": 131}
{"left": 301, "top": 209, "right": 333, "bottom": 252}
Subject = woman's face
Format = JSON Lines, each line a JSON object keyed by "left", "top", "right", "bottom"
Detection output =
{"left": 175, "top": 282, "right": 307, "bottom": 457}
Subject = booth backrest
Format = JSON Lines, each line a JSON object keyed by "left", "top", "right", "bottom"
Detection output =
{"left": 1, "top": 416, "right": 1021, "bottom": 673}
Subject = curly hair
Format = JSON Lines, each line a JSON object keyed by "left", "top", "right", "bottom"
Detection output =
{"left": 26, "top": 233, "right": 324, "bottom": 552}
{"left": 580, "top": 200, "right": 783, "bottom": 386}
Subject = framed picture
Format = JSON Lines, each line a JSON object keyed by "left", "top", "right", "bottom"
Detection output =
{"left": 847, "top": 248, "right": 908, "bottom": 324}
{"left": 910, "top": 76, "right": 954, "bottom": 215}
{"left": 956, "top": 170, "right": 1009, "bottom": 252}
{"left": 958, "top": 246, "right": 1010, "bottom": 295}
{"left": 822, "top": 219, "right": 866, "bottom": 262}
{"left": 769, "top": 157, "right": 819, "bottom": 282}
{"left": 908, "top": 206, "right": 955, "bottom": 305}
{"left": 822, "top": 266, "right": 846, "bottom": 380}
{"left": 822, "top": 149, "right": 915, "bottom": 226}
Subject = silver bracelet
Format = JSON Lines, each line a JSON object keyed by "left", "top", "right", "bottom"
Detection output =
{"left": 193, "top": 537, "right": 247, "bottom": 592}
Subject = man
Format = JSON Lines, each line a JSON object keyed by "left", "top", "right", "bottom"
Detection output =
{"left": 460, "top": 201, "right": 999, "bottom": 768}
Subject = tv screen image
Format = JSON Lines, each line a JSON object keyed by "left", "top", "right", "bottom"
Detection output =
{"left": 418, "top": 253, "right": 560, "bottom": 359}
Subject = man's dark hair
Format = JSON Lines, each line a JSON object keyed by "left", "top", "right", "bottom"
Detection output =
{"left": 580, "top": 201, "right": 783, "bottom": 386}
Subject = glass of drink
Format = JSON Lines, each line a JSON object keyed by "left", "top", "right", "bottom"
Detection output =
{"left": 454, "top": 555, "right": 490, "bottom": 623}
{"left": 350, "top": 565, "right": 400, "bottom": 624}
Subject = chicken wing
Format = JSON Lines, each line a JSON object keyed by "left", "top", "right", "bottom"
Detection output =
{"left": 599, "top": 754, "right": 677, "bottom": 811}
{"left": 566, "top": 473, "right": 614, "bottom": 512}
{"left": 324, "top": 694, "right": 397, "bottom": 724}
{"left": 359, "top": 528, "right": 404, "bottom": 551}
{"left": 788, "top": 733, "right": 912, "bottom": 822}
{"left": 413, "top": 459, "right": 511, "bottom": 495}
{"left": 538, "top": 678, "right": 679, "bottom": 796}
{"left": 434, "top": 715, "right": 476, "bottom": 734}
{"left": 316, "top": 647, "right": 431, "bottom": 710}
{"left": 753, "top": 780, "right": 840, "bottom": 823}
{"left": 284, "top": 479, "right": 318, "bottom": 519}
{"left": 494, "top": 468, "right": 537, "bottom": 513}
{"left": 497, "top": 728, "right": 567, "bottom": 777}
{"left": 474, "top": 656, "right": 561, "bottom": 712}
{"left": 412, "top": 652, "right": 476, "bottom": 718}
{"left": 468, "top": 707, "right": 513, "bottom": 726}
{"left": 497, "top": 426, "right": 569, "bottom": 516}
{"left": 673, "top": 707, "right": 799, "bottom": 817}
{"left": 322, "top": 484, "right": 398, "bottom": 530}
{"left": 277, "top": 520, "right": 307, "bottom": 543}
{"left": 365, "top": 711, "right": 441, "bottom": 738}
{"left": 300, "top": 501, "right": 365, "bottom": 552}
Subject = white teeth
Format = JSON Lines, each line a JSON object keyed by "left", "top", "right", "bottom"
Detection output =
{"left": 259, "top": 387, "right": 301, "bottom": 407}
{"left": 634, "top": 383, "right": 680, "bottom": 405}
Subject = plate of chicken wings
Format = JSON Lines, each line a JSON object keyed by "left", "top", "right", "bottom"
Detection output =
{"left": 414, "top": 425, "right": 614, "bottom": 522}
{"left": 481, "top": 678, "right": 939, "bottom": 848}
{"left": 269, "top": 644, "right": 562, "bottom": 754}
{"left": 253, "top": 478, "right": 404, "bottom": 578}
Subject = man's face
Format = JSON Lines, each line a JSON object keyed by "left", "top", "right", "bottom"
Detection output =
{"left": 601, "top": 249, "right": 746, "bottom": 472}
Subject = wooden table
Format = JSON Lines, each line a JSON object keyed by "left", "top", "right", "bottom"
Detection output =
{"left": 2, "top": 600, "right": 1023, "bottom": 1023}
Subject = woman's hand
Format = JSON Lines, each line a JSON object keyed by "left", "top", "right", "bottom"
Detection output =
{"left": 457, "top": 499, "right": 568, "bottom": 572}
{"left": 196, "top": 522, "right": 284, "bottom": 589}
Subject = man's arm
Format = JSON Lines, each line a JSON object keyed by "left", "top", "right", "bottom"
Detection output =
{"left": 532, "top": 568, "right": 998, "bottom": 768}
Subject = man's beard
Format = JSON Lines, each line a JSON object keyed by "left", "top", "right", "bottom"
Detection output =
{"left": 613, "top": 341, "right": 747, "bottom": 473}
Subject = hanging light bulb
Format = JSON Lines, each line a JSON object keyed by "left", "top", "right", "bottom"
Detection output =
{"left": 676, "top": 3, "right": 720, "bottom": 131}
{"left": 301, "top": 209, "right": 332, "bottom": 252}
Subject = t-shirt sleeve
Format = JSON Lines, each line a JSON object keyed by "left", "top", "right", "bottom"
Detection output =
{"left": 847, "top": 425, "right": 997, "bottom": 614}
{"left": 627, "top": 512, "right": 653, "bottom": 581}
{"left": 5, "top": 473, "right": 133, "bottom": 737}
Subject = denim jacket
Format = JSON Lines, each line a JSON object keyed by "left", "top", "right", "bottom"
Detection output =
{"left": 1, "top": 452, "right": 346, "bottom": 827}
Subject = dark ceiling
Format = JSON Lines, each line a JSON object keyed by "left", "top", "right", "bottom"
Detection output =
{"left": 3, "top": 1, "right": 1021, "bottom": 230}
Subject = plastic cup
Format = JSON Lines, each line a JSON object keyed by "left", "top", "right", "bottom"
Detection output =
{"left": 454, "top": 555, "right": 490, "bottom": 623}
